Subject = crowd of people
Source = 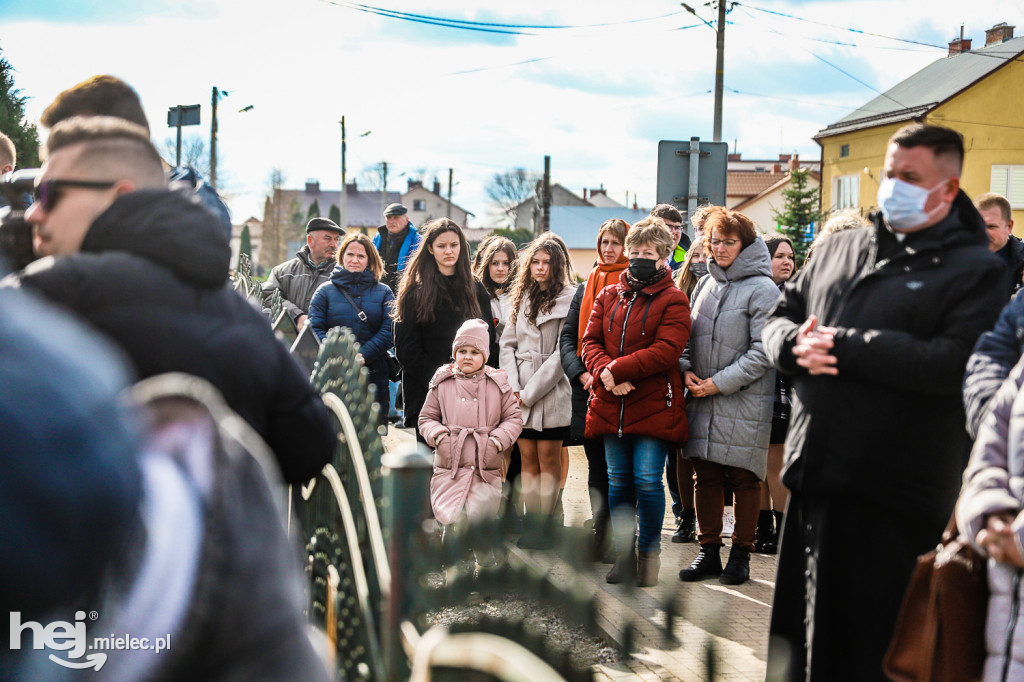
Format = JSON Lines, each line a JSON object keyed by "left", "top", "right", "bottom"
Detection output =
{"left": 6, "top": 71, "right": 1024, "bottom": 682}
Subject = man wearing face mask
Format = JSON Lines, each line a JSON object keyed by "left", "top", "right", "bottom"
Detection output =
{"left": 762, "top": 124, "right": 1007, "bottom": 681}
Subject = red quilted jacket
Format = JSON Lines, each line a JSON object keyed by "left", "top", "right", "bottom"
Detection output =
{"left": 581, "top": 270, "right": 691, "bottom": 444}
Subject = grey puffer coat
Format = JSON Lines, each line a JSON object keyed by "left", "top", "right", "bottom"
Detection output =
{"left": 958, "top": 357, "right": 1024, "bottom": 682}
{"left": 681, "top": 237, "right": 778, "bottom": 478}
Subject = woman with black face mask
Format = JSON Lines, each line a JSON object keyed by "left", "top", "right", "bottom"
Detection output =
{"left": 581, "top": 217, "right": 692, "bottom": 588}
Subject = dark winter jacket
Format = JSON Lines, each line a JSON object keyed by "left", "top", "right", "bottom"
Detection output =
{"left": 998, "top": 234, "right": 1024, "bottom": 297}
{"left": 15, "top": 189, "right": 335, "bottom": 484}
{"left": 394, "top": 277, "right": 498, "bottom": 426}
{"left": 763, "top": 190, "right": 1007, "bottom": 524}
{"left": 374, "top": 223, "right": 422, "bottom": 293}
{"left": 582, "top": 269, "right": 692, "bottom": 444}
{"left": 964, "top": 289, "right": 1024, "bottom": 438}
{"left": 560, "top": 284, "right": 590, "bottom": 442}
{"left": 262, "top": 244, "right": 336, "bottom": 322}
{"left": 308, "top": 267, "right": 395, "bottom": 415}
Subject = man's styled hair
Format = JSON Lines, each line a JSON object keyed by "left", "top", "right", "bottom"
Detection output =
{"left": 0, "top": 131, "right": 16, "bottom": 170}
{"left": 890, "top": 124, "right": 964, "bottom": 175}
{"left": 626, "top": 217, "right": 675, "bottom": 259}
{"left": 976, "top": 193, "right": 1013, "bottom": 224}
{"left": 650, "top": 203, "right": 683, "bottom": 224}
{"left": 46, "top": 116, "right": 165, "bottom": 188}
{"left": 41, "top": 75, "right": 150, "bottom": 133}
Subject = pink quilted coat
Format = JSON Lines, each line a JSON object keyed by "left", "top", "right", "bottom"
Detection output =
{"left": 419, "top": 364, "right": 523, "bottom": 524}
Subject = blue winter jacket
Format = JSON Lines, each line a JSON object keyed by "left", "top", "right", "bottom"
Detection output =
{"left": 308, "top": 267, "right": 395, "bottom": 408}
{"left": 374, "top": 223, "right": 421, "bottom": 291}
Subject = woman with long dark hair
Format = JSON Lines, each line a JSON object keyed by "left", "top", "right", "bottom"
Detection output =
{"left": 308, "top": 233, "right": 394, "bottom": 426}
{"left": 473, "top": 236, "right": 518, "bottom": 338}
{"left": 394, "top": 219, "right": 497, "bottom": 436}
{"left": 499, "top": 233, "right": 576, "bottom": 522}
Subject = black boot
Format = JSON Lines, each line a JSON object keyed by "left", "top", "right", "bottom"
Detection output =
{"left": 754, "top": 510, "right": 776, "bottom": 554}
{"left": 720, "top": 545, "right": 751, "bottom": 585}
{"left": 606, "top": 543, "right": 637, "bottom": 584}
{"left": 672, "top": 508, "right": 697, "bottom": 544}
{"left": 679, "top": 543, "right": 723, "bottom": 582}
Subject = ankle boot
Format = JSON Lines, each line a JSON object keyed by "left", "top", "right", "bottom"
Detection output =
{"left": 637, "top": 550, "right": 661, "bottom": 587}
{"left": 720, "top": 545, "right": 751, "bottom": 585}
{"left": 679, "top": 543, "right": 723, "bottom": 582}
{"left": 605, "top": 543, "right": 637, "bottom": 584}
{"left": 754, "top": 510, "right": 775, "bottom": 554}
{"left": 672, "top": 508, "right": 697, "bottom": 544}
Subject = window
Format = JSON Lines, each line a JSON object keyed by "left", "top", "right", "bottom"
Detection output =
{"left": 991, "top": 165, "right": 1024, "bottom": 209}
{"left": 839, "top": 144, "right": 850, "bottom": 158}
{"left": 413, "top": 199, "right": 426, "bottom": 211}
{"left": 833, "top": 174, "right": 860, "bottom": 210}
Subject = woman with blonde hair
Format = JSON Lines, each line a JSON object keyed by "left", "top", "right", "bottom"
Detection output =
{"left": 308, "top": 232, "right": 395, "bottom": 425}
{"left": 499, "top": 233, "right": 576, "bottom": 528}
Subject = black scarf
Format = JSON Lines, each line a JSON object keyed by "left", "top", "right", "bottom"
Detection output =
{"left": 625, "top": 265, "right": 669, "bottom": 292}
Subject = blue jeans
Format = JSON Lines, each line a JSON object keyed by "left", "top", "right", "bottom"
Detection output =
{"left": 604, "top": 435, "right": 668, "bottom": 552}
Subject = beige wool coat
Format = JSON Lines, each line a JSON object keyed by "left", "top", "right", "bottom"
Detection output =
{"left": 498, "top": 284, "right": 576, "bottom": 431}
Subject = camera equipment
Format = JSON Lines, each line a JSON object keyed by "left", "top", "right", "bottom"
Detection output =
{"left": 0, "top": 169, "right": 39, "bottom": 271}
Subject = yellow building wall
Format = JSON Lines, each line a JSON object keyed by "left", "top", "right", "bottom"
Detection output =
{"left": 818, "top": 53, "right": 1024, "bottom": 233}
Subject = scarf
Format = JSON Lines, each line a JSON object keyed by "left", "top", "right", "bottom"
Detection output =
{"left": 625, "top": 265, "right": 670, "bottom": 292}
{"left": 577, "top": 255, "right": 629, "bottom": 355}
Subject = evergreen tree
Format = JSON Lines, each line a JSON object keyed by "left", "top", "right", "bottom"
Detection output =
{"left": 237, "top": 224, "right": 252, "bottom": 271}
{"left": 328, "top": 203, "right": 341, "bottom": 226}
{"left": 306, "top": 199, "right": 321, "bottom": 222}
{"left": 0, "top": 52, "right": 40, "bottom": 169}
{"left": 771, "top": 168, "right": 821, "bottom": 265}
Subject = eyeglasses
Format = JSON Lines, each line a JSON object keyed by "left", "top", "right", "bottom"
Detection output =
{"left": 33, "top": 179, "right": 117, "bottom": 212}
{"left": 708, "top": 238, "right": 740, "bottom": 247}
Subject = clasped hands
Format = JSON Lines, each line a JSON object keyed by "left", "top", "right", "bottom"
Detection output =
{"left": 599, "top": 368, "right": 634, "bottom": 396}
{"left": 793, "top": 315, "right": 839, "bottom": 376}
{"left": 683, "top": 371, "right": 719, "bottom": 398}
{"left": 978, "top": 511, "right": 1024, "bottom": 568}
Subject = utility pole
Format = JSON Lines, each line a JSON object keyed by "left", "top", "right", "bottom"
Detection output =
{"left": 541, "top": 155, "right": 551, "bottom": 235}
{"left": 380, "top": 161, "right": 388, "bottom": 217}
{"left": 447, "top": 168, "right": 453, "bottom": 219}
{"left": 713, "top": 0, "right": 726, "bottom": 142}
{"left": 340, "top": 117, "right": 347, "bottom": 230}
{"left": 210, "top": 86, "right": 219, "bottom": 189}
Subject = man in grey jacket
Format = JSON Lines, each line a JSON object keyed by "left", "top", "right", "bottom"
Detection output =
{"left": 263, "top": 217, "right": 344, "bottom": 330}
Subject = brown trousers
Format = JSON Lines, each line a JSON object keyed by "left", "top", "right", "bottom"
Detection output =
{"left": 691, "top": 458, "right": 761, "bottom": 550}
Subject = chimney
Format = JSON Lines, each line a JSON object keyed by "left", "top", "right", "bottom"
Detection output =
{"left": 407, "top": 178, "right": 422, "bottom": 191}
{"left": 432, "top": 178, "right": 441, "bottom": 195}
{"left": 305, "top": 180, "right": 320, "bottom": 194}
{"left": 582, "top": 188, "right": 588, "bottom": 200}
{"left": 788, "top": 154, "right": 800, "bottom": 171}
{"left": 591, "top": 187, "right": 607, "bottom": 197}
{"left": 772, "top": 163, "right": 782, "bottom": 173}
{"left": 728, "top": 153, "right": 741, "bottom": 162}
{"left": 949, "top": 25, "right": 972, "bottom": 55}
{"left": 346, "top": 180, "right": 357, "bottom": 193}
{"left": 986, "top": 22, "right": 1015, "bottom": 46}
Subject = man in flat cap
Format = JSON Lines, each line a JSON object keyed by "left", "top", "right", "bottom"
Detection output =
{"left": 373, "top": 203, "right": 421, "bottom": 293}
{"left": 263, "top": 216, "right": 344, "bottom": 330}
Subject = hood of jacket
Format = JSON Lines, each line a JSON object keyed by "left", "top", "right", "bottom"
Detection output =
{"left": 870, "top": 189, "right": 988, "bottom": 252}
{"left": 329, "top": 265, "right": 378, "bottom": 289}
{"left": 429, "top": 363, "right": 513, "bottom": 394}
{"left": 80, "top": 189, "right": 230, "bottom": 288}
{"left": 708, "top": 236, "right": 773, "bottom": 283}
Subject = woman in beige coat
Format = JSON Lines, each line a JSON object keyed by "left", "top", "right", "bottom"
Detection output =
{"left": 499, "top": 233, "right": 576, "bottom": 521}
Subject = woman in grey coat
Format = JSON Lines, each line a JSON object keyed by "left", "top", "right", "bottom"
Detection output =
{"left": 958, "top": 356, "right": 1024, "bottom": 682}
{"left": 678, "top": 208, "right": 779, "bottom": 586}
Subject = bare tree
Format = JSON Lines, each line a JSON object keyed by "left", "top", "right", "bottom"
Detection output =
{"left": 261, "top": 167, "right": 287, "bottom": 268}
{"left": 162, "top": 134, "right": 211, "bottom": 177}
{"left": 486, "top": 168, "right": 539, "bottom": 227}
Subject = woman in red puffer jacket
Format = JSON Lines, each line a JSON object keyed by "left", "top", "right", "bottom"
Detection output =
{"left": 582, "top": 217, "right": 691, "bottom": 587}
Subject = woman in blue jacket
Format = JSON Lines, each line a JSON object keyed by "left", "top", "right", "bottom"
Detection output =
{"left": 309, "top": 233, "right": 395, "bottom": 425}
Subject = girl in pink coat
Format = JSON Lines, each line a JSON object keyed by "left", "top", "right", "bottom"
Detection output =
{"left": 419, "top": 319, "right": 523, "bottom": 525}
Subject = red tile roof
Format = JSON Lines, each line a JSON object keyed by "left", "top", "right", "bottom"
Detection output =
{"left": 727, "top": 172, "right": 788, "bottom": 198}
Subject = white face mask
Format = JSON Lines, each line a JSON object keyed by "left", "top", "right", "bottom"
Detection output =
{"left": 877, "top": 177, "right": 949, "bottom": 232}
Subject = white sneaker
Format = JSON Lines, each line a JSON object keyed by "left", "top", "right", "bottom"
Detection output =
{"left": 722, "top": 507, "right": 735, "bottom": 536}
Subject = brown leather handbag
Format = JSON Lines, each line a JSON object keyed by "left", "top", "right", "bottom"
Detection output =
{"left": 884, "top": 516, "right": 988, "bottom": 682}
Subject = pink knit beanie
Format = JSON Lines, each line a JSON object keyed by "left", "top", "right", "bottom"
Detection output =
{"left": 452, "top": 319, "right": 490, "bottom": 363}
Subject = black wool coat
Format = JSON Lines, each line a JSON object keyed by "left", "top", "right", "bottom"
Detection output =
{"left": 763, "top": 190, "right": 1008, "bottom": 525}
{"left": 17, "top": 190, "right": 335, "bottom": 484}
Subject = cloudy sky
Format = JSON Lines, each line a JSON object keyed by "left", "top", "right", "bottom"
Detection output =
{"left": 1, "top": 0, "right": 1020, "bottom": 225}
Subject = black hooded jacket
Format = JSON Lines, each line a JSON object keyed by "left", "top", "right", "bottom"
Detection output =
{"left": 763, "top": 190, "right": 1007, "bottom": 524}
{"left": 18, "top": 190, "right": 334, "bottom": 483}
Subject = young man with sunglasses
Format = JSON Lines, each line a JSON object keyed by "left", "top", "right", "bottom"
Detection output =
{"left": 12, "top": 115, "right": 334, "bottom": 486}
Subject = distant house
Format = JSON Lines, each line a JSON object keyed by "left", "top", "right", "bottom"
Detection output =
{"left": 729, "top": 156, "right": 821, "bottom": 232}
{"left": 512, "top": 183, "right": 630, "bottom": 233}
{"left": 547, "top": 205, "right": 648, "bottom": 276}
{"left": 401, "top": 179, "right": 473, "bottom": 229}
{"left": 230, "top": 216, "right": 263, "bottom": 274}
{"left": 814, "top": 23, "right": 1024, "bottom": 230}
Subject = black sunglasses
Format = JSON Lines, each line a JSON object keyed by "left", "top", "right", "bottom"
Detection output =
{"left": 33, "top": 179, "right": 117, "bottom": 211}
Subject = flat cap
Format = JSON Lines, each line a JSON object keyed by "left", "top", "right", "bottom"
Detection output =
{"left": 383, "top": 203, "right": 408, "bottom": 217}
{"left": 305, "top": 217, "right": 344, "bottom": 234}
